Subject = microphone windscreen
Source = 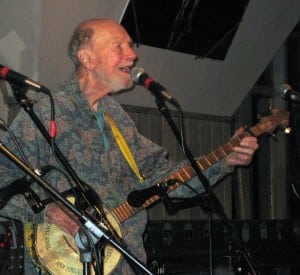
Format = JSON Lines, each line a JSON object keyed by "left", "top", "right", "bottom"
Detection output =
{"left": 127, "top": 190, "right": 143, "bottom": 207}
{"left": 279, "top": 83, "right": 292, "bottom": 98}
{"left": 131, "top": 67, "right": 144, "bottom": 83}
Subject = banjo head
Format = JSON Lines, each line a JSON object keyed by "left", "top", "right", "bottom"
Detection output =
{"left": 25, "top": 206, "right": 122, "bottom": 275}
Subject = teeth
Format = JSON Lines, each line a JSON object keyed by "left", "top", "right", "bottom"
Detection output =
{"left": 120, "top": 67, "right": 130, "bottom": 72}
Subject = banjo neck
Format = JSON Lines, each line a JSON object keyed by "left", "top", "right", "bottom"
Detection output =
{"left": 25, "top": 109, "right": 289, "bottom": 275}
{"left": 113, "top": 131, "right": 250, "bottom": 223}
{"left": 112, "top": 108, "right": 290, "bottom": 223}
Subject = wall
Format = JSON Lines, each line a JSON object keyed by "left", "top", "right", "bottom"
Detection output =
{"left": 0, "top": 0, "right": 299, "bottom": 120}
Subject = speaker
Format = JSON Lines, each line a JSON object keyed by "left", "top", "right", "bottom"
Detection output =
{"left": 143, "top": 220, "right": 300, "bottom": 274}
{"left": 0, "top": 218, "right": 24, "bottom": 275}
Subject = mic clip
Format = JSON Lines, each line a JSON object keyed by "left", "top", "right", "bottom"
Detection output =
{"left": 157, "top": 180, "right": 178, "bottom": 216}
{"left": 0, "top": 165, "right": 52, "bottom": 213}
{"left": 127, "top": 179, "right": 178, "bottom": 210}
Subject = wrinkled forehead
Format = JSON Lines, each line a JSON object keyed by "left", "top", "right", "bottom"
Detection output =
{"left": 90, "top": 20, "right": 132, "bottom": 44}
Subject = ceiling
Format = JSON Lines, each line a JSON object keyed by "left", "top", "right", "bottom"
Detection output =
{"left": 121, "top": 0, "right": 249, "bottom": 60}
{"left": 1, "top": 0, "right": 299, "bottom": 118}
{"left": 116, "top": 0, "right": 300, "bottom": 117}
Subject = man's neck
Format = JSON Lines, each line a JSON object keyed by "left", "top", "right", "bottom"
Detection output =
{"left": 76, "top": 69, "right": 110, "bottom": 112}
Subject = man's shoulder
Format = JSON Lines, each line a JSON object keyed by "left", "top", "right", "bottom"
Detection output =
{"left": 55, "top": 73, "right": 78, "bottom": 93}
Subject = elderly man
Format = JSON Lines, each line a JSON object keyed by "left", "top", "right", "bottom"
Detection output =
{"left": 0, "top": 18, "right": 258, "bottom": 274}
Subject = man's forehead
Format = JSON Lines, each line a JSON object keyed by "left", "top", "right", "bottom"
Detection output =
{"left": 92, "top": 24, "right": 132, "bottom": 44}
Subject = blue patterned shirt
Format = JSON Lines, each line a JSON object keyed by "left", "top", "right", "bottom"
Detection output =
{"left": 0, "top": 73, "right": 233, "bottom": 274}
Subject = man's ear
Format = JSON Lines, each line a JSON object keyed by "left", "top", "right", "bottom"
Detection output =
{"left": 77, "top": 49, "right": 94, "bottom": 70}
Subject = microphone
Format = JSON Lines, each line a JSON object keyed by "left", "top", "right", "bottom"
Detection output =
{"left": 279, "top": 84, "right": 300, "bottom": 102}
{"left": 0, "top": 64, "right": 49, "bottom": 93}
{"left": 127, "top": 179, "right": 177, "bottom": 207}
{"left": 131, "top": 67, "right": 180, "bottom": 108}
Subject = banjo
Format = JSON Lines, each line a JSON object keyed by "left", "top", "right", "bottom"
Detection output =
{"left": 24, "top": 109, "right": 289, "bottom": 274}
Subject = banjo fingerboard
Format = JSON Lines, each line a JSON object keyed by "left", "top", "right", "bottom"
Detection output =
{"left": 112, "top": 132, "right": 250, "bottom": 223}
{"left": 112, "top": 108, "right": 290, "bottom": 223}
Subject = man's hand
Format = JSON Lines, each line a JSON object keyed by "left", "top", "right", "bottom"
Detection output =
{"left": 225, "top": 127, "right": 259, "bottom": 167}
{"left": 44, "top": 202, "right": 80, "bottom": 237}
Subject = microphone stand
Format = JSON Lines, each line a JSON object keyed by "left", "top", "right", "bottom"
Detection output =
{"left": 152, "top": 95, "right": 257, "bottom": 275}
{"left": 0, "top": 139, "right": 153, "bottom": 275}
{"left": 7, "top": 84, "right": 151, "bottom": 274}
{"left": 10, "top": 84, "right": 102, "bottom": 274}
{"left": 11, "top": 84, "right": 99, "bottom": 207}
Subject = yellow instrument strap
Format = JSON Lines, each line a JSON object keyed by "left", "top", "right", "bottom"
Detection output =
{"left": 105, "top": 113, "right": 144, "bottom": 183}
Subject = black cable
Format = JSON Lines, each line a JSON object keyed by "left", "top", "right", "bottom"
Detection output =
{"left": 161, "top": 101, "right": 257, "bottom": 275}
{"left": 0, "top": 118, "right": 33, "bottom": 170}
{"left": 0, "top": 117, "right": 80, "bottom": 209}
{"left": 195, "top": 20, "right": 242, "bottom": 59}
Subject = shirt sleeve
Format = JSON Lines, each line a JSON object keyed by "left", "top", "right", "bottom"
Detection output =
{"left": 116, "top": 108, "right": 234, "bottom": 197}
{"left": 0, "top": 95, "right": 51, "bottom": 223}
{"left": 169, "top": 158, "right": 234, "bottom": 198}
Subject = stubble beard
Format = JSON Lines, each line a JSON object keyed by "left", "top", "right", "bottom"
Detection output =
{"left": 95, "top": 71, "right": 133, "bottom": 93}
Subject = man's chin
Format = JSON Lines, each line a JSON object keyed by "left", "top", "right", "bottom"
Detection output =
{"left": 111, "top": 80, "right": 134, "bottom": 93}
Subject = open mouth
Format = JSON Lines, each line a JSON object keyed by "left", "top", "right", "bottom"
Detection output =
{"left": 119, "top": 66, "right": 132, "bottom": 74}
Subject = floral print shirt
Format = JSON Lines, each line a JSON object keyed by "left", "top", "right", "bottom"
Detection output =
{"left": 0, "top": 73, "right": 233, "bottom": 274}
